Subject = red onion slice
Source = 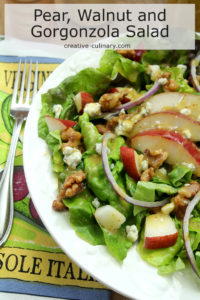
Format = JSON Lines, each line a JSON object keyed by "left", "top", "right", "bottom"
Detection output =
{"left": 191, "top": 55, "right": 200, "bottom": 92}
{"left": 183, "top": 192, "right": 200, "bottom": 279}
{"left": 101, "top": 132, "right": 169, "bottom": 208}
{"left": 114, "top": 81, "right": 161, "bottom": 112}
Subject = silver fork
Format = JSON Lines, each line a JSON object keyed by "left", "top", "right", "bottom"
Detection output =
{"left": 0, "top": 60, "right": 38, "bottom": 247}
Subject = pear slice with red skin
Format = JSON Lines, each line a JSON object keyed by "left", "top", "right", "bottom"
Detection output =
{"left": 145, "top": 213, "right": 179, "bottom": 249}
{"left": 45, "top": 115, "right": 77, "bottom": 132}
{"left": 130, "top": 129, "right": 200, "bottom": 176}
{"left": 120, "top": 146, "right": 141, "bottom": 181}
{"left": 74, "top": 91, "right": 94, "bottom": 114}
{"left": 131, "top": 111, "right": 200, "bottom": 141}
{"left": 141, "top": 92, "right": 200, "bottom": 122}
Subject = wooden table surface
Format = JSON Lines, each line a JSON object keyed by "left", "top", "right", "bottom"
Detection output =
{"left": 0, "top": 1, "right": 198, "bottom": 300}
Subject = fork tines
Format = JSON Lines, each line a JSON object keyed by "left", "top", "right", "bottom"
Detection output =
{"left": 12, "top": 60, "right": 38, "bottom": 107}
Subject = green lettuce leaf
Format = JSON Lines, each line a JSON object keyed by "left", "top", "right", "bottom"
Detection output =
{"left": 137, "top": 230, "right": 184, "bottom": 268}
{"left": 101, "top": 225, "right": 132, "bottom": 262}
{"left": 79, "top": 112, "right": 102, "bottom": 151}
{"left": 141, "top": 50, "right": 187, "bottom": 66}
{"left": 169, "top": 165, "right": 192, "bottom": 187}
{"left": 84, "top": 154, "right": 132, "bottom": 218}
{"left": 158, "top": 257, "right": 185, "bottom": 276}
{"left": 133, "top": 181, "right": 177, "bottom": 216}
{"left": 99, "top": 49, "right": 145, "bottom": 83}
{"left": 63, "top": 190, "right": 105, "bottom": 245}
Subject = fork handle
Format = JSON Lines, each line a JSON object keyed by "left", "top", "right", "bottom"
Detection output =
{"left": 0, "top": 119, "right": 23, "bottom": 246}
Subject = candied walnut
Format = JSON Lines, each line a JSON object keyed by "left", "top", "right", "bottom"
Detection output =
{"left": 52, "top": 171, "right": 86, "bottom": 211}
{"left": 99, "top": 93, "right": 122, "bottom": 112}
{"left": 116, "top": 50, "right": 136, "bottom": 60}
{"left": 140, "top": 167, "right": 154, "bottom": 182}
{"left": 63, "top": 170, "right": 86, "bottom": 188}
{"left": 96, "top": 124, "right": 110, "bottom": 135}
{"left": 52, "top": 188, "right": 66, "bottom": 211}
{"left": 65, "top": 183, "right": 84, "bottom": 198}
{"left": 163, "top": 79, "right": 179, "bottom": 92}
{"left": 144, "top": 149, "right": 168, "bottom": 169}
{"left": 171, "top": 194, "right": 190, "bottom": 219}
{"left": 64, "top": 170, "right": 86, "bottom": 198}
{"left": 178, "top": 181, "right": 200, "bottom": 198}
{"left": 61, "top": 127, "right": 82, "bottom": 148}
{"left": 107, "top": 113, "right": 133, "bottom": 131}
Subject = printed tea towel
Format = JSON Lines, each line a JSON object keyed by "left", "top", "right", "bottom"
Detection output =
{"left": 0, "top": 55, "right": 111, "bottom": 300}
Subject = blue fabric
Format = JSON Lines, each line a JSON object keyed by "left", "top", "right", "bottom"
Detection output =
{"left": 0, "top": 279, "right": 111, "bottom": 300}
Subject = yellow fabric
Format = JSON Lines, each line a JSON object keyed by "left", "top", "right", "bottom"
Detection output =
{"left": 0, "top": 60, "right": 105, "bottom": 289}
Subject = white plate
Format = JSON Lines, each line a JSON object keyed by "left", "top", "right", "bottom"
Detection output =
{"left": 23, "top": 49, "right": 200, "bottom": 300}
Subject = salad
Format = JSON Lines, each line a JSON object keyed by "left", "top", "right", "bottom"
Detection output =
{"left": 38, "top": 48, "right": 200, "bottom": 277}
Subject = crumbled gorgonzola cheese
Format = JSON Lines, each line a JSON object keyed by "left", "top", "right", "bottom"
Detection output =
{"left": 177, "top": 64, "right": 187, "bottom": 74}
{"left": 157, "top": 78, "right": 168, "bottom": 85}
{"left": 53, "top": 104, "right": 63, "bottom": 119}
{"left": 182, "top": 129, "right": 191, "bottom": 139}
{"left": 126, "top": 225, "right": 138, "bottom": 242}
{"left": 180, "top": 108, "right": 191, "bottom": 116}
{"left": 92, "top": 198, "right": 100, "bottom": 208}
{"left": 63, "top": 146, "right": 82, "bottom": 169}
{"left": 182, "top": 162, "right": 196, "bottom": 171}
{"left": 84, "top": 103, "right": 101, "bottom": 116}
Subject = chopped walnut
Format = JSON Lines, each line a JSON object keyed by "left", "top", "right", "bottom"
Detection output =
{"left": 171, "top": 194, "right": 190, "bottom": 220}
{"left": 99, "top": 93, "right": 122, "bottom": 112}
{"left": 61, "top": 127, "right": 82, "bottom": 148}
{"left": 178, "top": 181, "right": 200, "bottom": 198}
{"left": 171, "top": 181, "right": 200, "bottom": 219}
{"left": 52, "top": 188, "right": 66, "bottom": 211}
{"left": 52, "top": 170, "right": 86, "bottom": 211}
{"left": 144, "top": 149, "right": 168, "bottom": 169}
{"left": 96, "top": 124, "right": 110, "bottom": 135}
{"left": 163, "top": 79, "right": 179, "bottom": 92}
{"left": 140, "top": 167, "right": 154, "bottom": 182}
{"left": 107, "top": 113, "right": 133, "bottom": 131}
{"left": 116, "top": 50, "right": 136, "bottom": 60}
{"left": 64, "top": 170, "right": 86, "bottom": 198}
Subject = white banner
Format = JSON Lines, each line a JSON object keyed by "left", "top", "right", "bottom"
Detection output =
{"left": 5, "top": 4, "right": 195, "bottom": 50}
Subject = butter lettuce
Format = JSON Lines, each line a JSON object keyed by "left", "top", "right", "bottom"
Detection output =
{"left": 63, "top": 190, "right": 105, "bottom": 245}
{"left": 45, "top": 130, "right": 64, "bottom": 173}
{"left": 99, "top": 49, "right": 146, "bottom": 85}
{"left": 169, "top": 165, "right": 192, "bottom": 187}
{"left": 137, "top": 230, "right": 184, "bottom": 268}
{"left": 141, "top": 50, "right": 187, "bottom": 66}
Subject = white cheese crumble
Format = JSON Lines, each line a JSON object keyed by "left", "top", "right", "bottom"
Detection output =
{"left": 141, "top": 159, "right": 148, "bottom": 171}
{"left": 95, "top": 143, "right": 110, "bottom": 155}
{"left": 157, "top": 78, "right": 168, "bottom": 85}
{"left": 159, "top": 167, "right": 167, "bottom": 175}
{"left": 92, "top": 198, "right": 100, "bottom": 209}
{"left": 53, "top": 104, "right": 63, "bottom": 119}
{"left": 115, "top": 119, "right": 134, "bottom": 136}
{"left": 63, "top": 146, "right": 82, "bottom": 169}
{"left": 148, "top": 65, "right": 161, "bottom": 81}
{"left": 182, "top": 129, "right": 191, "bottom": 139}
{"left": 177, "top": 64, "right": 187, "bottom": 74}
{"left": 119, "top": 108, "right": 125, "bottom": 115}
{"left": 126, "top": 225, "right": 138, "bottom": 242}
{"left": 180, "top": 108, "right": 191, "bottom": 116}
{"left": 111, "top": 163, "right": 115, "bottom": 170}
{"left": 84, "top": 103, "right": 101, "bottom": 117}
{"left": 140, "top": 107, "right": 147, "bottom": 116}
{"left": 145, "top": 101, "right": 152, "bottom": 113}
{"left": 95, "top": 143, "right": 102, "bottom": 155}
{"left": 182, "top": 162, "right": 196, "bottom": 171}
